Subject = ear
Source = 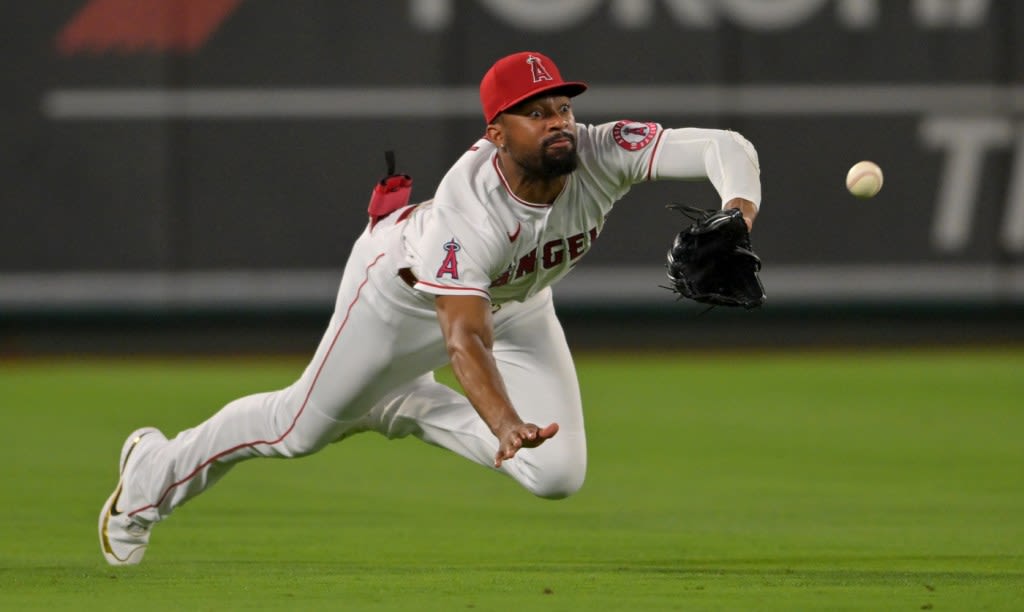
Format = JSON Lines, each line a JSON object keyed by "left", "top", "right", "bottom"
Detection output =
{"left": 485, "top": 121, "right": 504, "bottom": 148}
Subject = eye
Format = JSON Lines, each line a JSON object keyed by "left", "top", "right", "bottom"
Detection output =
{"left": 560, "top": 103, "right": 571, "bottom": 113}
{"left": 528, "top": 110, "right": 543, "bottom": 119}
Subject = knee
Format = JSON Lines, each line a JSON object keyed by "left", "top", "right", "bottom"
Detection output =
{"left": 521, "top": 453, "right": 586, "bottom": 500}
{"left": 529, "top": 465, "right": 585, "bottom": 499}
{"left": 273, "top": 405, "right": 347, "bottom": 458}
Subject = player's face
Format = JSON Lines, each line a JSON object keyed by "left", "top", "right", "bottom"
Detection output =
{"left": 497, "top": 95, "right": 578, "bottom": 179}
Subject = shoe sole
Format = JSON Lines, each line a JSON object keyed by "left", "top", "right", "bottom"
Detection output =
{"left": 98, "top": 427, "right": 160, "bottom": 565}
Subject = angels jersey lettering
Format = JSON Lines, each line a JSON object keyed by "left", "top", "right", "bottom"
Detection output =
{"left": 400, "top": 121, "right": 665, "bottom": 304}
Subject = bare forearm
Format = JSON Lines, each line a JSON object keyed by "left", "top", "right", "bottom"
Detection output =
{"left": 447, "top": 333, "right": 521, "bottom": 435}
{"left": 435, "top": 294, "right": 559, "bottom": 467}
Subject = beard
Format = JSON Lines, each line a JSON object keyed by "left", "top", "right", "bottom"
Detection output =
{"left": 514, "top": 132, "right": 579, "bottom": 180}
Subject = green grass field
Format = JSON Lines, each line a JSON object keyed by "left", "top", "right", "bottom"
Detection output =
{"left": 2, "top": 350, "right": 1022, "bottom": 610}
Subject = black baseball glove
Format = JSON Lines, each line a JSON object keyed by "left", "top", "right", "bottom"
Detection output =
{"left": 664, "top": 204, "right": 766, "bottom": 309}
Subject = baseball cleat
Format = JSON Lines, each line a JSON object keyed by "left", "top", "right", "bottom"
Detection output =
{"left": 98, "top": 427, "right": 165, "bottom": 565}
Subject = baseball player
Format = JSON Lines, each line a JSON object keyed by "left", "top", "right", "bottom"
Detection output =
{"left": 99, "top": 50, "right": 762, "bottom": 565}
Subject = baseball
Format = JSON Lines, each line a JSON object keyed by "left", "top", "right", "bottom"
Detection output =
{"left": 846, "top": 161, "right": 884, "bottom": 198}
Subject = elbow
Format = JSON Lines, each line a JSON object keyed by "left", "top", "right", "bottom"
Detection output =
{"left": 724, "top": 130, "right": 760, "bottom": 172}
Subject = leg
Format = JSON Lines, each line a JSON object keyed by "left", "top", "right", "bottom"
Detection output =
{"left": 366, "top": 289, "right": 586, "bottom": 499}
{"left": 117, "top": 241, "right": 449, "bottom": 526}
{"left": 98, "top": 216, "right": 456, "bottom": 564}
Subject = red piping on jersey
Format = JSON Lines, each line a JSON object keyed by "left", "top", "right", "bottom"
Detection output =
{"left": 645, "top": 128, "right": 666, "bottom": 181}
{"left": 395, "top": 205, "right": 417, "bottom": 223}
{"left": 126, "top": 252, "right": 389, "bottom": 518}
{"left": 492, "top": 154, "right": 554, "bottom": 209}
{"left": 415, "top": 278, "right": 490, "bottom": 299}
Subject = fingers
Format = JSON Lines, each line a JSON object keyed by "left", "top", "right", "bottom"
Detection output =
{"left": 493, "top": 442, "right": 519, "bottom": 468}
{"left": 537, "top": 422, "right": 559, "bottom": 440}
{"left": 494, "top": 434, "right": 524, "bottom": 467}
{"left": 520, "top": 422, "right": 559, "bottom": 447}
{"left": 493, "top": 422, "right": 560, "bottom": 467}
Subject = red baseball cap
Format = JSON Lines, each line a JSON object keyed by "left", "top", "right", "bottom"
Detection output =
{"left": 479, "top": 51, "right": 588, "bottom": 123}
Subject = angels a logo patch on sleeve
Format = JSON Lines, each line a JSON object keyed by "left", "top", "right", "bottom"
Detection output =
{"left": 612, "top": 120, "right": 658, "bottom": 151}
{"left": 435, "top": 238, "right": 462, "bottom": 279}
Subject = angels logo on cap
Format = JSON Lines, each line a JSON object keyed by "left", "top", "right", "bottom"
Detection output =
{"left": 527, "top": 55, "right": 554, "bottom": 83}
{"left": 479, "top": 51, "right": 588, "bottom": 123}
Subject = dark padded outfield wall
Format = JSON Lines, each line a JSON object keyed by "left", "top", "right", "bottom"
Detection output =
{"left": 3, "top": 1, "right": 1022, "bottom": 316}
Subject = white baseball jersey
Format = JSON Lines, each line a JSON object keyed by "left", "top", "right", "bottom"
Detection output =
{"left": 399, "top": 120, "right": 761, "bottom": 305}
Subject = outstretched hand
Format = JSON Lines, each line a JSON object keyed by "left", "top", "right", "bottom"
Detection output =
{"left": 494, "top": 422, "right": 559, "bottom": 468}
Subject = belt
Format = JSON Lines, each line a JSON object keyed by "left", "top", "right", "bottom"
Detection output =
{"left": 398, "top": 267, "right": 417, "bottom": 288}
